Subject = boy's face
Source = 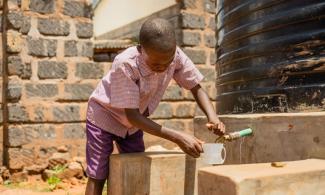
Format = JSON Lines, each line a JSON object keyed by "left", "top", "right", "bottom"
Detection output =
{"left": 141, "top": 46, "right": 176, "bottom": 73}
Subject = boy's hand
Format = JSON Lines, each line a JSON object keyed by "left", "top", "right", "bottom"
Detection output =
{"left": 175, "top": 132, "right": 204, "bottom": 158}
{"left": 206, "top": 118, "right": 226, "bottom": 136}
{"left": 190, "top": 85, "right": 225, "bottom": 136}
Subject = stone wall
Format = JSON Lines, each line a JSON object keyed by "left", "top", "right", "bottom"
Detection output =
{"left": 2, "top": 0, "right": 98, "bottom": 171}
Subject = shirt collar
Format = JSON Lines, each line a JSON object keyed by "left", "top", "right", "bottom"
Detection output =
{"left": 136, "top": 46, "right": 178, "bottom": 77}
{"left": 136, "top": 53, "right": 155, "bottom": 77}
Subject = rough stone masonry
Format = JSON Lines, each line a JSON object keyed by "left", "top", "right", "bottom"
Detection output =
{"left": 2, "top": 0, "right": 102, "bottom": 171}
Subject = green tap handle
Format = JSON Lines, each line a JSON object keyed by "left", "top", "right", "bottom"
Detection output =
{"left": 238, "top": 128, "right": 253, "bottom": 137}
{"left": 215, "top": 128, "right": 253, "bottom": 143}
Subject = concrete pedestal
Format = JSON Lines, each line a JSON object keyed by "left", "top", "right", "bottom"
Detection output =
{"left": 109, "top": 152, "right": 186, "bottom": 195}
{"left": 198, "top": 159, "right": 325, "bottom": 195}
{"left": 194, "top": 112, "right": 325, "bottom": 164}
{"left": 109, "top": 151, "right": 211, "bottom": 195}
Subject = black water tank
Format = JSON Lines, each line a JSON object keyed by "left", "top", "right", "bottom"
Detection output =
{"left": 215, "top": 0, "right": 325, "bottom": 114}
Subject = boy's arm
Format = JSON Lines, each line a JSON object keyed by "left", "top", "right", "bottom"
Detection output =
{"left": 190, "top": 84, "right": 226, "bottom": 136}
{"left": 125, "top": 108, "right": 203, "bottom": 158}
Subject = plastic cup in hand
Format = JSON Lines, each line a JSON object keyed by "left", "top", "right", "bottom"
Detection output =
{"left": 202, "top": 143, "right": 226, "bottom": 165}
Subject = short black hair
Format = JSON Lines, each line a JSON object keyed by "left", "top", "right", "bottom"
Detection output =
{"left": 139, "top": 18, "right": 176, "bottom": 52}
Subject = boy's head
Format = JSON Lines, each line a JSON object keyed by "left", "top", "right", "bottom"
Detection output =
{"left": 139, "top": 18, "right": 176, "bottom": 72}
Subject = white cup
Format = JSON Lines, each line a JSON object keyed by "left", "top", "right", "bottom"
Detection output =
{"left": 202, "top": 143, "right": 226, "bottom": 165}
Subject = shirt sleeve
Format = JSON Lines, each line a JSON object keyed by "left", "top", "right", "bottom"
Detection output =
{"left": 109, "top": 63, "right": 140, "bottom": 108}
{"left": 173, "top": 48, "right": 204, "bottom": 90}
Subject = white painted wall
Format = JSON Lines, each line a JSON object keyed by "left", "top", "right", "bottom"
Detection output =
{"left": 94, "top": 0, "right": 177, "bottom": 37}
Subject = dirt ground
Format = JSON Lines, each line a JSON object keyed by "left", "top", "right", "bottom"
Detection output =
{"left": 0, "top": 176, "right": 99, "bottom": 195}
{"left": 0, "top": 188, "right": 86, "bottom": 195}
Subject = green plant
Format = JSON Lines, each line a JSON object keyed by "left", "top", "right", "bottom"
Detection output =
{"left": 44, "top": 165, "right": 67, "bottom": 191}
{"left": 3, "top": 180, "right": 12, "bottom": 187}
{"left": 52, "top": 164, "right": 67, "bottom": 174}
{"left": 47, "top": 175, "right": 61, "bottom": 191}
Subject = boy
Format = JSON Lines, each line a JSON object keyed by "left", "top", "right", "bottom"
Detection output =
{"left": 85, "top": 18, "right": 225, "bottom": 195}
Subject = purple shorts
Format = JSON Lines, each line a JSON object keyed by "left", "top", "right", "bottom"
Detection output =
{"left": 86, "top": 120, "right": 145, "bottom": 180}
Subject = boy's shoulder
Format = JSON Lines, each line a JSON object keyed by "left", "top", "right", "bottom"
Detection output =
{"left": 113, "top": 46, "right": 139, "bottom": 68}
{"left": 109, "top": 46, "right": 140, "bottom": 79}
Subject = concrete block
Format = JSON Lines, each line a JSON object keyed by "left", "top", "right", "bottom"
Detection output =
{"left": 162, "top": 84, "right": 184, "bottom": 101}
{"left": 7, "top": 77, "right": 22, "bottom": 102}
{"left": 25, "top": 83, "right": 58, "bottom": 98}
{"left": 8, "top": 124, "right": 56, "bottom": 147}
{"left": 156, "top": 120, "right": 186, "bottom": 131}
{"left": 33, "top": 106, "right": 46, "bottom": 122}
{"left": 52, "top": 105, "right": 80, "bottom": 122}
{"left": 208, "top": 15, "right": 216, "bottom": 30}
{"left": 174, "top": 102, "right": 196, "bottom": 118}
{"left": 198, "top": 159, "right": 325, "bottom": 195}
{"left": 8, "top": 104, "right": 29, "bottom": 122}
{"left": 8, "top": 126, "right": 28, "bottom": 147}
{"left": 181, "top": 30, "right": 201, "bottom": 46}
{"left": 63, "top": 83, "right": 95, "bottom": 101}
{"left": 63, "top": 123, "right": 85, "bottom": 139}
{"left": 80, "top": 41, "right": 93, "bottom": 57}
{"left": 151, "top": 103, "right": 173, "bottom": 119}
{"left": 25, "top": 124, "right": 56, "bottom": 140}
{"left": 210, "top": 50, "right": 216, "bottom": 65}
{"left": 194, "top": 113, "right": 325, "bottom": 164}
{"left": 63, "top": 0, "right": 92, "bottom": 18}
{"left": 198, "top": 66, "right": 216, "bottom": 82}
{"left": 7, "top": 11, "right": 23, "bottom": 30}
{"left": 64, "top": 40, "right": 78, "bottom": 57}
{"left": 8, "top": 55, "right": 32, "bottom": 78}
{"left": 29, "top": 0, "right": 55, "bottom": 14}
{"left": 109, "top": 152, "right": 186, "bottom": 195}
{"left": 38, "top": 61, "right": 67, "bottom": 79}
{"left": 75, "top": 62, "right": 104, "bottom": 79}
{"left": 203, "top": 0, "right": 216, "bottom": 14}
{"left": 204, "top": 33, "right": 216, "bottom": 48}
{"left": 20, "top": 16, "right": 31, "bottom": 34}
{"left": 76, "top": 22, "right": 93, "bottom": 38}
{"left": 181, "top": 13, "right": 205, "bottom": 29}
{"left": 38, "top": 18, "right": 70, "bottom": 36}
{"left": 27, "top": 37, "right": 57, "bottom": 57}
{"left": 183, "top": 48, "right": 206, "bottom": 64}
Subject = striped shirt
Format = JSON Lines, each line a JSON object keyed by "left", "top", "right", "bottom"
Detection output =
{"left": 87, "top": 46, "right": 204, "bottom": 137}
